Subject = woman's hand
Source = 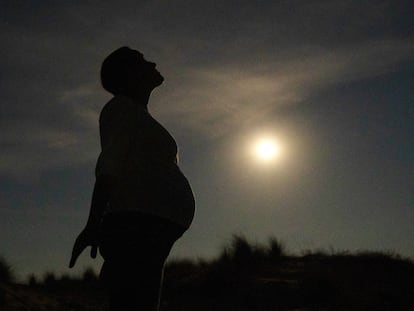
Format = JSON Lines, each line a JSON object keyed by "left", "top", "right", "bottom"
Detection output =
{"left": 69, "top": 225, "right": 99, "bottom": 268}
{"left": 69, "top": 176, "right": 113, "bottom": 268}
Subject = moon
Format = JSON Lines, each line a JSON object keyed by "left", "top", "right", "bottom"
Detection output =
{"left": 252, "top": 138, "right": 283, "bottom": 162}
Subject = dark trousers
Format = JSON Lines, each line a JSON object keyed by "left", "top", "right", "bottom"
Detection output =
{"left": 99, "top": 211, "right": 185, "bottom": 311}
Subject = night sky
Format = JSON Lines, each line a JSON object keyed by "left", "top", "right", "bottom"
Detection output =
{"left": 1, "top": 1, "right": 413, "bottom": 280}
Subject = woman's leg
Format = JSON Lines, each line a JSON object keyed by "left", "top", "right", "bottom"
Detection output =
{"left": 99, "top": 212, "right": 185, "bottom": 310}
{"left": 101, "top": 257, "right": 164, "bottom": 310}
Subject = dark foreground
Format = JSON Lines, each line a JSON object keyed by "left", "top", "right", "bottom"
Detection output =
{"left": 1, "top": 239, "right": 414, "bottom": 310}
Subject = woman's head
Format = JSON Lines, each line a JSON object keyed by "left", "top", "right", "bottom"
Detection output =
{"left": 100, "top": 47, "right": 164, "bottom": 95}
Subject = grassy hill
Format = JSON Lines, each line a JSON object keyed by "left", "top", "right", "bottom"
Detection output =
{"left": 1, "top": 236, "right": 414, "bottom": 310}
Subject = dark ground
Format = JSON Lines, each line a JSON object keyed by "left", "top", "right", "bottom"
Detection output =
{"left": 1, "top": 237, "right": 414, "bottom": 310}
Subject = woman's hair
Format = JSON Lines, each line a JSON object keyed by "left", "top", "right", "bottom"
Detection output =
{"left": 100, "top": 47, "right": 138, "bottom": 94}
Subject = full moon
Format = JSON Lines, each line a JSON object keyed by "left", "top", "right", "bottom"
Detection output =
{"left": 253, "top": 138, "right": 282, "bottom": 162}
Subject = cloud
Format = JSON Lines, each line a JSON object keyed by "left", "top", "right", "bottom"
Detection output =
{"left": 1, "top": 0, "right": 412, "bottom": 179}
{"left": 0, "top": 81, "right": 106, "bottom": 180}
{"left": 153, "top": 38, "right": 414, "bottom": 139}
{"left": 2, "top": 36, "right": 412, "bottom": 179}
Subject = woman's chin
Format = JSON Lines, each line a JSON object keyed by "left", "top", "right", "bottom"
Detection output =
{"left": 154, "top": 74, "right": 164, "bottom": 86}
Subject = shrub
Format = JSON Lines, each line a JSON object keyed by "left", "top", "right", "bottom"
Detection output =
{"left": 218, "top": 235, "right": 271, "bottom": 267}
{"left": 230, "top": 235, "right": 255, "bottom": 262}
{"left": 267, "top": 237, "right": 286, "bottom": 260}
{"left": 82, "top": 267, "right": 98, "bottom": 283}
{"left": 43, "top": 272, "right": 57, "bottom": 286}
{"left": 28, "top": 274, "right": 37, "bottom": 286}
{"left": 0, "top": 256, "right": 14, "bottom": 284}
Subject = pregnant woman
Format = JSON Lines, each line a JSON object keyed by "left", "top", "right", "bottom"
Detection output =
{"left": 69, "top": 47, "right": 195, "bottom": 310}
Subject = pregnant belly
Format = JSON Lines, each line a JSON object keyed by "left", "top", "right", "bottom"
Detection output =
{"left": 113, "top": 165, "right": 195, "bottom": 227}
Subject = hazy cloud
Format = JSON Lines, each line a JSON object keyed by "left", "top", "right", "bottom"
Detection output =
{"left": 154, "top": 38, "right": 413, "bottom": 138}
{"left": 1, "top": 0, "right": 412, "bottom": 179}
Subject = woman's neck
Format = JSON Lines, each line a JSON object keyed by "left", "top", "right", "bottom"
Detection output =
{"left": 125, "top": 89, "right": 153, "bottom": 111}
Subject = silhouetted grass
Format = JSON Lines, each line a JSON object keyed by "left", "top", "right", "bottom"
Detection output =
{"left": 162, "top": 235, "right": 293, "bottom": 310}
{"left": 0, "top": 256, "right": 14, "bottom": 307}
{"left": 163, "top": 236, "right": 414, "bottom": 310}
{"left": 82, "top": 267, "right": 99, "bottom": 284}
{"left": 299, "top": 250, "right": 414, "bottom": 310}
{"left": 0, "top": 256, "right": 14, "bottom": 284}
{"left": 217, "top": 235, "right": 286, "bottom": 266}
{"left": 27, "top": 274, "right": 38, "bottom": 287}
{"left": 1, "top": 237, "right": 414, "bottom": 310}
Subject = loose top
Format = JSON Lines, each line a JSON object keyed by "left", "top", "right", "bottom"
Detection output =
{"left": 95, "top": 95, "right": 195, "bottom": 228}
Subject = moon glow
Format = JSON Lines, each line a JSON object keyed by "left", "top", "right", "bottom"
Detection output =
{"left": 253, "top": 138, "right": 282, "bottom": 162}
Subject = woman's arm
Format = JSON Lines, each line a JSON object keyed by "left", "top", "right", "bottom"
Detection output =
{"left": 69, "top": 175, "right": 114, "bottom": 268}
{"left": 70, "top": 98, "right": 133, "bottom": 268}
{"left": 86, "top": 175, "right": 114, "bottom": 227}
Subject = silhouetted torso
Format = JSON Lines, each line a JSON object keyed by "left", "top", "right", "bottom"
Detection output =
{"left": 96, "top": 95, "right": 195, "bottom": 228}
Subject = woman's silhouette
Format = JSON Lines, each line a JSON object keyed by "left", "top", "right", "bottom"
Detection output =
{"left": 69, "top": 47, "right": 195, "bottom": 310}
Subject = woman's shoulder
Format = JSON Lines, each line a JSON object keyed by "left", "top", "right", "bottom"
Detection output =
{"left": 102, "top": 95, "right": 135, "bottom": 114}
{"left": 99, "top": 95, "right": 138, "bottom": 123}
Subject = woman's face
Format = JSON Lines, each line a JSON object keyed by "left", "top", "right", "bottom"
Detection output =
{"left": 131, "top": 51, "right": 164, "bottom": 90}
